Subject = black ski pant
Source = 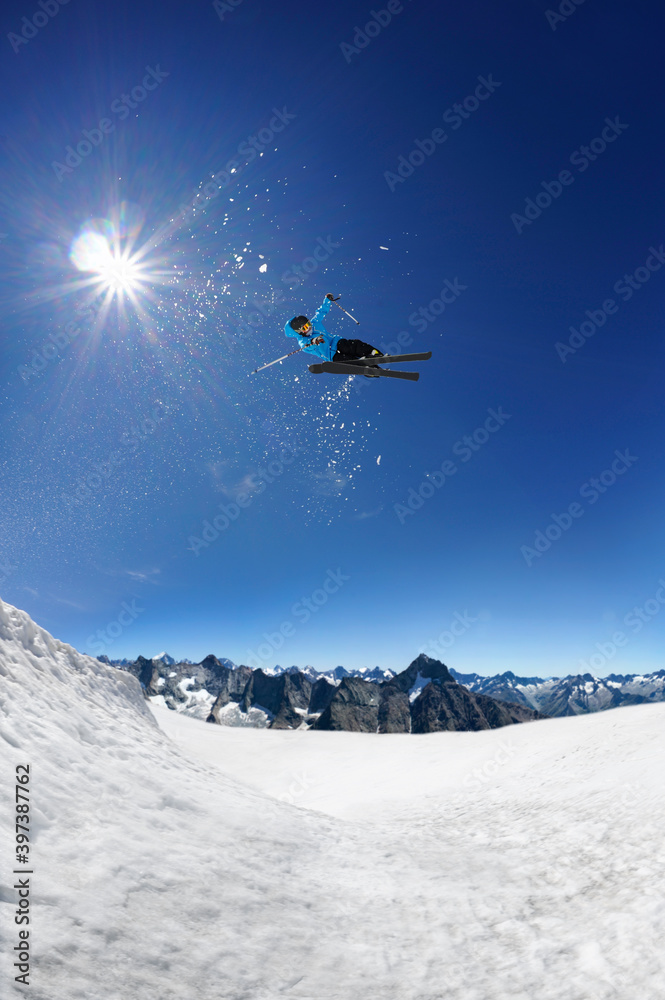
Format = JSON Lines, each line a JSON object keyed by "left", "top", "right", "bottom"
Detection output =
{"left": 332, "top": 338, "right": 381, "bottom": 361}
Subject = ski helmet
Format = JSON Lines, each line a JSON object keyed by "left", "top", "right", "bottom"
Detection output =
{"left": 289, "top": 315, "right": 309, "bottom": 332}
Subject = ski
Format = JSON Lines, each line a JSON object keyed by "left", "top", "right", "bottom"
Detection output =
{"left": 343, "top": 352, "right": 432, "bottom": 366}
{"left": 309, "top": 362, "right": 419, "bottom": 381}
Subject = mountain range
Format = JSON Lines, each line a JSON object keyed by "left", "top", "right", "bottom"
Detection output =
{"left": 104, "top": 651, "right": 543, "bottom": 733}
{"left": 103, "top": 652, "right": 665, "bottom": 729}
{"left": 449, "top": 667, "right": 665, "bottom": 716}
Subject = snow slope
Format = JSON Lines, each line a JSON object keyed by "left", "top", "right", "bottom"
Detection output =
{"left": 151, "top": 701, "right": 663, "bottom": 823}
{"left": 2, "top": 597, "right": 665, "bottom": 1000}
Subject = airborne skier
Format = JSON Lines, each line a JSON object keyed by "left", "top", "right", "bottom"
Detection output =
{"left": 285, "top": 293, "right": 383, "bottom": 370}
{"left": 250, "top": 293, "right": 431, "bottom": 380}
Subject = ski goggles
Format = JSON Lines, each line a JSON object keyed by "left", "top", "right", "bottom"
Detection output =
{"left": 298, "top": 321, "right": 312, "bottom": 334}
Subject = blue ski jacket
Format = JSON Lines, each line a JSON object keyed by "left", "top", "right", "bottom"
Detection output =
{"left": 284, "top": 296, "right": 340, "bottom": 362}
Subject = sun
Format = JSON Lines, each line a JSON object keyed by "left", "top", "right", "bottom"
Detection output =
{"left": 67, "top": 204, "right": 174, "bottom": 336}
{"left": 70, "top": 229, "right": 147, "bottom": 296}
{"left": 69, "top": 205, "right": 156, "bottom": 300}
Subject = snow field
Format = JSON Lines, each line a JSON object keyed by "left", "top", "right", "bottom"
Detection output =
{"left": 1, "top": 597, "right": 664, "bottom": 1000}
{"left": 154, "top": 701, "right": 665, "bottom": 999}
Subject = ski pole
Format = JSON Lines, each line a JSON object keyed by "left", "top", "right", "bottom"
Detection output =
{"left": 249, "top": 347, "right": 305, "bottom": 375}
{"left": 330, "top": 297, "right": 360, "bottom": 325}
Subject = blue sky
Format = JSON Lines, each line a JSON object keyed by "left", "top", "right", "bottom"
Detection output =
{"left": 1, "top": 0, "right": 664, "bottom": 677}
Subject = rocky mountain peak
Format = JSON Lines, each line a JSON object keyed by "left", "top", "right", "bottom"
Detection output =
{"left": 407, "top": 653, "right": 454, "bottom": 683}
{"left": 386, "top": 653, "right": 454, "bottom": 696}
{"left": 199, "top": 654, "right": 223, "bottom": 672}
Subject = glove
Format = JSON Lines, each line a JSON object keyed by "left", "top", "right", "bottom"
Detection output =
{"left": 326, "top": 293, "right": 341, "bottom": 301}
{"left": 311, "top": 336, "right": 325, "bottom": 344}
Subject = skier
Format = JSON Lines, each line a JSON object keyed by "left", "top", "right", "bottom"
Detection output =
{"left": 285, "top": 294, "right": 383, "bottom": 373}
{"left": 249, "top": 293, "right": 430, "bottom": 380}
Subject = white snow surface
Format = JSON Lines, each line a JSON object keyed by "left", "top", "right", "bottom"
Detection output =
{"left": 1, "top": 597, "right": 665, "bottom": 1000}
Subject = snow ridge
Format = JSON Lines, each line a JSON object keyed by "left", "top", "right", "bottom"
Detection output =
{"left": 0, "top": 597, "right": 351, "bottom": 999}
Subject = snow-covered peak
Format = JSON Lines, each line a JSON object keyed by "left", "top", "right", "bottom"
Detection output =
{"left": 355, "top": 665, "right": 396, "bottom": 682}
{"left": 256, "top": 662, "right": 395, "bottom": 684}
{"left": 153, "top": 651, "right": 176, "bottom": 665}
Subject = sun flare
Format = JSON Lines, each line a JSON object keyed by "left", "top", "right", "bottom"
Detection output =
{"left": 67, "top": 204, "right": 173, "bottom": 336}
{"left": 70, "top": 229, "right": 147, "bottom": 296}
